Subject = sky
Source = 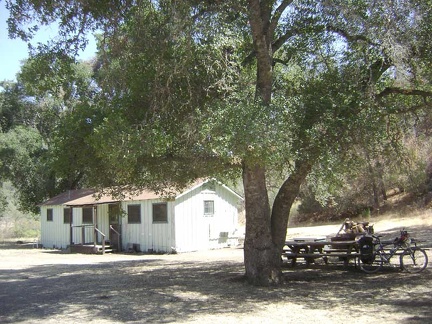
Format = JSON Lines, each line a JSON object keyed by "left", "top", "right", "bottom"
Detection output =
{"left": 0, "top": 1, "right": 97, "bottom": 82}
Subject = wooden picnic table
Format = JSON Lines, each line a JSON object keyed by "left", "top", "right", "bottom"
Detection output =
{"left": 283, "top": 238, "right": 360, "bottom": 266}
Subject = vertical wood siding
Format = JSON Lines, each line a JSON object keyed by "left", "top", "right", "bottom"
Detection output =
{"left": 95, "top": 204, "right": 110, "bottom": 243}
{"left": 40, "top": 205, "right": 111, "bottom": 249}
{"left": 173, "top": 183, "right": 239, "bottom": 252}
{"left": 121, "top": 199, "right": 174, "bottom": 253}
{"left": 40, "top": 205, "right": 71, "bottom": 249}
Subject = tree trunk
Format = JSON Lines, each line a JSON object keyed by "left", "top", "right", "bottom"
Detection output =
{"left": 242, "top": 1, "right": 296, "bottom": 286}
{"left": 242, "top": 159, "right": 313, "bottom": 285}
{"left": 247, "top": 0, "right": 273, "bottom": 103}
{"left": 242, "top": 162, "right": 281, "bottom": 285}
{"left": 271, "top": 160, "right": 313, "bottom": 250}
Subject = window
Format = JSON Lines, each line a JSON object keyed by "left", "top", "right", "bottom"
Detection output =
{"left": 204, "top": 200, "right": 214, "bottom": 216}
{"left": 109, "top": 203, "right": 121, "bottom": 224}
{"left": 128, "top": 205, "right": 141, "bottom": 224}
{"left": 63, "top": 208, "right": 71, "bottom": 224}
{"left": 82, "top": 207, "right": 93, "bottom": 224}
{"left": 153, "top": 203, "right": 167, "bottom": 223}
{"left": 47, "top": 208, "right": 53, "bottom": 222}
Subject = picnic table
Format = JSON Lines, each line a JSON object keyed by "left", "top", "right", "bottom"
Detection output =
{"left": 283, "top": 237, "right": 360, "bottom": 266}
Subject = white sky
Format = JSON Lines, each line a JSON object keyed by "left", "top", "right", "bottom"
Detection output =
{"left": 0, "top": 1, "right": 97, "bottom": 81}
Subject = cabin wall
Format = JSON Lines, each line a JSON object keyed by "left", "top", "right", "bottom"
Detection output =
{"left": 120, "top": 199, "right": 175, "bottom": 253}
{"left": 95, "top": 204, "right": 110, "bottom": 243}
{"left": 173, "top": 183, "right": 240, "bottom": 252}
{"left": 40, "top": 205, "right": 71, "bottom": 249}
{"left": 40, "top": 205, "right": 110, "bottom": 249}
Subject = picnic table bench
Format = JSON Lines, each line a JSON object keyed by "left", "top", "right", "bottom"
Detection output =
{"left": 282, "top": 237, "right": 360, "bottom": 266}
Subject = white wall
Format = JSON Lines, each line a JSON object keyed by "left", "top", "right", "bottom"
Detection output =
{"left": 40, "top": 205, "right": 111, "bottom": 249}
{"left": 40, "top": 205, "right": 71, "bottom": 249}
{"left": 95, "top": 204, "right": 110, "bottom": 243}
{"left": 120, "top": 199, "right": 175, "bottom": 253}
{"left": 173, "top": 183, "right": 240, "bottom": 252}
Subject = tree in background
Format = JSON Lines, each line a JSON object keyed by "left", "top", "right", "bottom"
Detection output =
{"left": 5, "top": 0, "right": 432, "bottom": 285}
{"left": 0, "top": 57, "right": 98, "bottom": 212}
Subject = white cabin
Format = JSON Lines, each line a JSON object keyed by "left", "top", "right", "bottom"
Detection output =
{"left": 39, "top": 180, "right": 243, "bottom": 253}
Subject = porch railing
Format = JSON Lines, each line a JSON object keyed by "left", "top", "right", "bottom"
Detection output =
{"left": 109, "top": 225, "right": 122, "bottom": 252}
{"left": 70, "top": 224, "right": 107, "bottom": 254}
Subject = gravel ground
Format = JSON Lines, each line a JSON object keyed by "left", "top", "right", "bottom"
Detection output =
{"left": 0, "top": 214, "right": 431, "bottom": 324}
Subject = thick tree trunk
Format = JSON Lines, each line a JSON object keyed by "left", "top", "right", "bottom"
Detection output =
{"left": 242, "top": 160, "right": 313, "bottom": 285}
{"left": 242, "top": 163, "right": 281, "bottom": 285}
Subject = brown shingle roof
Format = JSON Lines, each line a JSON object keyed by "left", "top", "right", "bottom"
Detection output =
{"left": 66, "top": 190, "right": 163, "bottom": 206}
{"left": 39, "top": 189, "right": 96, "bottom": 206}
{"left": 39, "top": 188, "right": 175, "bottom": 207}
{"left": 39, "top": 179, "right": 243, "bottom": 207}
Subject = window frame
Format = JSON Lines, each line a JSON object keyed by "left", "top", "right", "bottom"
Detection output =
{"left": 108, "top": 203, "right": 121, "bottom": 224}
{"left": 152, "top": 202, "right": 168, "bottom": 223}
{"left": 47, "top": 208, "right": 53, "bottom": 222}
{"left": 63, "top": 208, "right": 71, "bottom": 224}
{"left": 82, "top": 207, "right": 93, "bottom": 224}
{"left": 127, "top": 204, "right": 141, "bottom": 224}
{"left": 203, "top": 200, "right": 215, "bottom": 216}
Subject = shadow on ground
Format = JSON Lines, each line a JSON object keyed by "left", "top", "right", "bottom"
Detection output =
{"left": 1, "top": 220, "right": 431, "bottom": 323}
{"left": 0, "top": 248, "right": 431, "bottom": 323}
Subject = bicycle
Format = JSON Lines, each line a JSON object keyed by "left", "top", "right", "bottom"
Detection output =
{"left": 357, "top": 230, "right": 428, "bottom": 274}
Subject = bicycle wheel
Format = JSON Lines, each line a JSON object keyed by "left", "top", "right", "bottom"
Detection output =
{"left": 358, "top": 254, "right": 383, "bottom": 273}
{"left": 400, "top": 248, "right": 428, "bottom": 273}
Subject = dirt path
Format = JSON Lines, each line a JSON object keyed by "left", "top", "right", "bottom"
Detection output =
{"left": 0, "top": 215, "right": 431, "bottom": 323}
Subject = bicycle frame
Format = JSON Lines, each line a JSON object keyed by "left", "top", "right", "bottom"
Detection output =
{"left": 373, "top": 237, "right": 403, "bottom": 264}
{"left": 358, "top": 230, "right": 428, "bottom": 273}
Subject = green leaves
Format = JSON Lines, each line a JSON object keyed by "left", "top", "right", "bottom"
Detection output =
{"left": 0, "top": 126, "right": 50, "bottom": 212}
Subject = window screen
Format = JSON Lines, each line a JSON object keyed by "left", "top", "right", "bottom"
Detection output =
{"left": 47, "top": 208, "right": 53, "bottom": 222}
{"left": 128, "top": 205, "right": 141, "bottom": 224}
{"left": 82, "top": 207, "right": 93, "bottom": 224}
{"left": 153, "top": 203, "right": 168, "bottom": 223}
{"left": 204, "top": 200, "right": 214, "bottom": 216}
{"left": 63, "top": 208, "right": 71, "bottom": 224}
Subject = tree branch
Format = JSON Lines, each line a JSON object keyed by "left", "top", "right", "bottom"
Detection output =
{"left": 326, "top": 25, "right": 379, "bottom": 47}
{"left": 268, "top": 0, "right": 293, "bottom": 39}
{"left": 377, "top": 87, "right": 432, "bottom": 99}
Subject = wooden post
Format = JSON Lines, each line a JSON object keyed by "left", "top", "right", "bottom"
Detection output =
{"left": 102, "top": 237, "right": 105, "bottom": 255}
{"left": 69, "top": 206, "right": 73, "bottom": 246}
{"left": 117, "top": 225, "right": 122, "bottom": 253}
{"left": 93, "top": 206, "right": 97, "bottom": 247}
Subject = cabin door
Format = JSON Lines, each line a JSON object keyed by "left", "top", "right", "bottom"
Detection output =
{"left": 108, "top": 203, "right": 122, "bottom": 251}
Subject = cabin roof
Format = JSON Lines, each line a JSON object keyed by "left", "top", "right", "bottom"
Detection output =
{"left": 39, "top": 179, "right": 243, "bottom": 207}
{"left": 65, "top": 190, "right": 163, "bottom": 206}
{"left": 39, "top": 189, "right": 96, "bottom": 206}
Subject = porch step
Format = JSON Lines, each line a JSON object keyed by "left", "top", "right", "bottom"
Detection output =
{"left": 95, "top": 245, "right": 116, "bottom": 254}
{"left": 69, "top": 244, "right": 116, "bottom": 254}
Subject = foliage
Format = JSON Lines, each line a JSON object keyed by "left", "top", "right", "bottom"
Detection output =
{"left": 0, "top": 126, "right": 51, "bottom": 213}
{"left": 0, "top": 56, "right": 99, "bottom": 212}
{"left": 0, "top": 81, "right": 38, "bottom": 133}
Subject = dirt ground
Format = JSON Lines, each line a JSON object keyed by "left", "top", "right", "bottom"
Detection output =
{"left": 0, "top": 214, "right": 431, "bottom": 324}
